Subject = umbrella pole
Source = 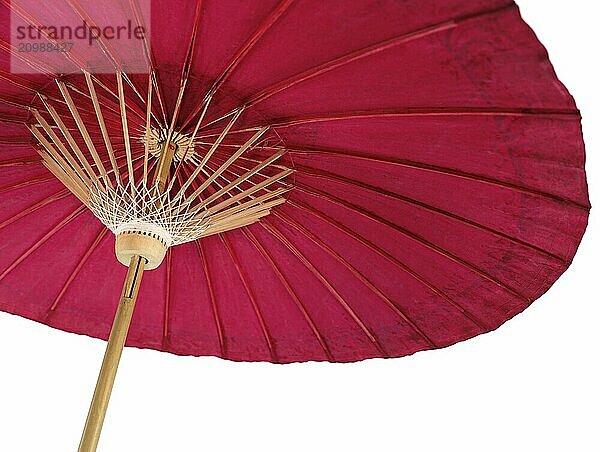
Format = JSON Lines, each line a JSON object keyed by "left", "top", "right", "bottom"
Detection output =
{"left": 78, "top": 255, "right": 146, "bottom": 452}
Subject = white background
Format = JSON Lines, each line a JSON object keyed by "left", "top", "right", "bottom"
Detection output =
{"left": 1, "top": 1, "right": 598, "bottom": 451}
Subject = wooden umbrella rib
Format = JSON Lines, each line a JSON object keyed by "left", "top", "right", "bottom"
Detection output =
{"left": 244, "top": 2, "right": 516, "bottom": 109}
{"left": 174, "top": 108, "right": 246, "bottom": 201}
{"left": 212, "top": 107, "right": 580, "bottom": 143}
{"left": 202, "top": 211, "right": 273, "bottom": 237}
{"left": 56, "top": 80, "right": 110, "bottom": 185}
{"left": 0, "top": 174, "right": 56, "bottom": 195}
{"left": 220, "top": 234, "right": 278, "bottom": 362}
{"left": 204, "top": 203, "right": 283, "bottom": 235}
{"left": 0, "top": 37, "right": 54, "bottom": 75}
{"left": 203, "top": 2, "right": 516, "bottom": 126}
{"left": 121, "top": 73, "right": 150, "bottom": 113}
{"left": 296, "top": 165, "right": 569, "bottom": 263}
{"left": 186, "top": 126, "right": 269, "bottom": 205}
{"left": 84, "top": 71, "right": 121, "bottom": 182}
{"left": 0, "top": 206, "right": 86, "bottom": 282}
{"left": 242, "top": 227, "right": 334, "bottom": 361}
{"left": 163, "top": 0, "right": 202, "bottom": 149}
{"left": 126, "top": 0, "right": 154, "bottom": 72}
{"left": 194, "top": 107, "right": 247, "bottom": 132}
{"left": 29, "top": 124, "right": 75, "bottom": 174}
{"left": 35, "top": 147, "right": 88, "bottom": 204}
{"left": 216, "top": 197, "right": 287, "bottom": 224}
{"left": 177, "top": 163, "right": 239, "bottom": 217}
{"left": 0, "top": 68, "right": 45, "bottom": 92}
{"left": 273, "top": 210, "right": 436, "bottom": 348}
{"left": 143, "top": 73, "right": 153, "bottom": 185}
{"left": 194, "top": 188, "right": 280, "bottom": 231}
{"left": 40, "top": 99, "right": 99, "bottom": 182}
{"left": 191, "top": 157, "right": 291, "bottom": 217}
{"left": 30, "top": 127, "right": 91, "bottom": 203}
{"left": 203, "top": 222, "right": 257, "bottom": 239}
{"left": 298, "top": 183, "right": 532, "bottom": 303}
{"left": 162, "top": 249, "right": 173, "bottom": 344}
{"left": 195, "top": 126, "right": 263, "bottom": 140}
{"left": 199, "top": 168, "right": 292, "bottom": 216}
{"left": 128, "top": 0, "right": 168, "bottom": 125}
{"left": 0, "top": 92, "right": 33, "bottom": 111}
{"left": 195, "top": 240, "right": 227, "bottom": 358}
{"left": 0, "top": 189, "right": 70, "bottom": 231}
{"left": 191, "top": 164, "right": 243, "bottom": 208}
{"left": 46, "top": 228, "right": 109, "bottom": 315}
{"left": 55, "top": 86, "right": 139, "bottom": 131}
{"left": 204, "top": 151, "right": 291, "bottom": 186}
{"left": 197, "top": 151, "right": 287, "bottom": 192}
{"left": 150, "top": 71, "right": 168, "bottom": 128}
{"left": 0, "top": 114, "right": 30, "bottom": 124}
{"left": 87, "top": 74, "right": 148, "bottom": 125}
{"left": 187, "top": 95, "right": 213, "bottom": 145}
{"left": 289, "top": 144, "right": 588, "bottom": 211}
{"left": 166, "top": 95, "right": 214, "bottom": 194}
{"left": 288, "top": 198, "right": 487, "bottom": 330}
{"left": 207, "top": 189, "right": 290, "bottom": 223}
{"left": 31, "top": 109, "right": 92, "bottom": 187}
{"left": 93, "top": 148, "right": 146, "bottom": 180}
{"left": 200, "top": 150, "right": 285, "bottom": 206}
{"left": 162, "top": 148, "right": 282, "bottom": 175}
{"left": 40, "top": 155, "right": 90, "bottom": 206}
{"left": 204, "top": 214, "right": 265, "bottom": 237}
{"left": 180, "top": 0, "right": 294, "bottom": 129}
{"left": 65, "top": 0, "right": 125, "bottom": 71}
{"left": 5, "top": 0, "right": 92, "bottom": 73}
{"left": 62, "top": 79, "right": 125, "bottom": 122}
{"left": 259, "top": 221, "right": 388, "bottom": 357}
{"left": 116, "top": 71, "right": 135, "bottom": 190}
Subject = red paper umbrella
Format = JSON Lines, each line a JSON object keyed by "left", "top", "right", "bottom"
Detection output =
{"left": 0, "top": 0, "right": 589, "bottom": 450}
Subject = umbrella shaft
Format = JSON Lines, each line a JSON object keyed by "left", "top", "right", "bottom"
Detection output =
{"left": 78, "top": 255, "right": 146, "bottom": 452}
{"left": 153, "top": 140, "right": 177, "bottom": 192}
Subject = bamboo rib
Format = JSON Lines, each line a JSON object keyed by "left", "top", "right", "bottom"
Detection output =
{"left": 209, "top": 199, "right": 286, "bottom": 231}
{"left": 34, "top": 100, "right": 97, "bottom": 180}
{"left": 40, "top": 157, "right": 90, "bottom": 206}
{"left": 198, "top": 168, "right": 293, "bottom": 216}
{"left": 173, "top": 108, "right": 245, "bottom": 200}
{"left": 179, "top": 0, "right": 294, "bottom": 129}
{"left": 165, "top": 94, "right": 213, "bottom": 194}
{"left": 29, "top": 113, "right": 92, "bottom": 187}
{"left": 184, "top": 159, "right": 292, "bottom": 217}
{"left": 30, "top": 127, "right": 90, "bottom": 203}
{"left": 187, "top": 95, "right": 213, "bottom": 145}
{"left": 209, "top": 188, "right": 291, "bottom": 222}
{"left": 84, "top": 71, "right": 121, "bottom": 181}
{"left": 183, "top": 126, "right": 269, "bottom": 206}
{"left": 200, "top": 150, "right": 285, "bottom": 206}
{"left": 116, "top": 71, "right": 135, "bottom": 191}
{"left": 143, "top": 73, "right": 153, "bottom": 185}
{"left": 176, "top": 161, "right": 290, "bottom": 237}
{"left": 38, "top": 100, "right": 98, "bottom": 182}
{"left": 56, "top": 80, "right": 110, "bottom": 186}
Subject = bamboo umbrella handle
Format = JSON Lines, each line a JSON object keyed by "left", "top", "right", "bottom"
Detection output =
{"left": 78, "top": 255, "right": 146, "bottom": 452}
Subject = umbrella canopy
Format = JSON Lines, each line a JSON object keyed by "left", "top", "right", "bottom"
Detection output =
{"left": 0, "top": 0, "right": 589, "bottom": 365}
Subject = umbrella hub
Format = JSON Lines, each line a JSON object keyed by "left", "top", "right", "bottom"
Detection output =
{"left": 115, "top": 229, "right": 167, "bottom": 270}
{"left": 142, "top": 127, "right": 197, "bottom": 163}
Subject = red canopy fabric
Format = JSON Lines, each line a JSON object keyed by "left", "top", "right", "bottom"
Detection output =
{"left": 0, "top": 0, "right": 589, "bottom": 362}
